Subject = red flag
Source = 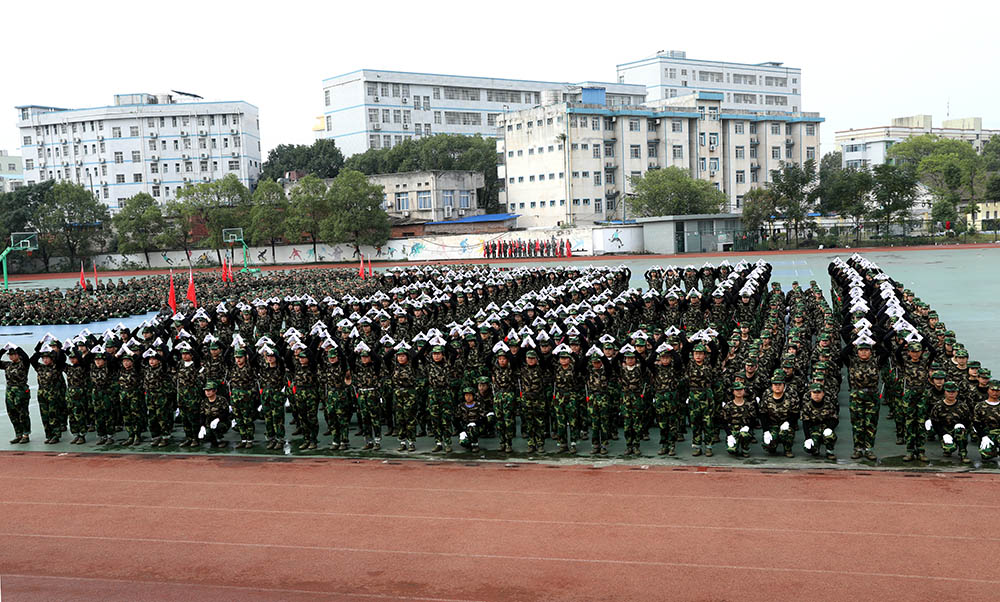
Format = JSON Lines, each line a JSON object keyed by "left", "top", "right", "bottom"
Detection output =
{"left": 566, "top": 239, "right": 572, "bottom": 258}
{"left": 80, "top": 261, "right": 86, "bottom": 289}
{"left": 221, "top": 257, "right": 229, "bottom": 283}
{"left": 368, "top": 255, "right": 373, "bottom": 278}
{"left": 359, "top": 253, "right": 365, "bottom": 280}
{"left": 186, "top": 268, "right": 197, "bottom": 307}
{"left": 93, "top": 260, "right": 99, "bottom": 289}
{"left": 168, "top": 270, "right": 177, "bottom": 314}
{"left": 228, "top": 257, "right": 235, "bottom": 281}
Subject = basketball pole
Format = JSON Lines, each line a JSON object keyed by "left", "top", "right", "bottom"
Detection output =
{"left": 0, "top": 245, "right": 11, "bottom": 290}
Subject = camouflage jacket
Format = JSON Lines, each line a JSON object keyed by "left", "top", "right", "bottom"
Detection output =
{"left": 143, "top": 361, "right": 173, "bottom": 394}
{"left": 761, "top": 393, "right": 796, "bottom": 425}
{"left": 352, "top": 361, "right": 380, "bottom": 390}
{"left": 425, "top": 359, "right": 455, "bottom": 390}
{"left": 390, "top": 360, "right": 419, "bottom": 390}
{"left": 2, "top": 358, "right": 30, "bottom": 388}
{"left": 973, "top": 401, "right": 1000, "bottom": 433}
{"left": 586, "top": 361, "right": 610, "bottom": 394}
{"left": 118, "top": 365, "right": 142, "bottom": 392}
{"left": 848, "top": 355, "right": 879, "bottom": 391}
{"left": 929, "top": 396, "right": 972, "bottom": 429}
{"left": 685, "top": 359, "right": 714, "bottom": 390}
{"left": 90, "top": 362, "right": 114, "bottom": 388}
{"left": 519, "top": 362, "right": 544, "bottom": 396}
{"left": 721, "top": 399, "right": 756, "bottom": 429}
{"left": 258, "top": 362, "right": 286, "bottom": 391}
{"left": 800, "top": 395, "right": 838, "bottom": 424}
{"left": 176, "top": 360, "right": 202, "bottom": 391}
{"left": 652, "top": 361, "right": 681, "bottom": 393}
{"left": 318, "top": 359, "right": 350, "bottom": 392}
{"left": 291, "top": 362, "right": 319, "bottom": 389}
{"left": 553, "top": 364, "right": 577, "bottom": 394}
{"left": 619, "top": 363, "right": 645, "bottom": 394}
{"left": 492, "top": 360, "right": 516, "bottom": 393}
{"left": 901, "top": 353, "right": 931, "bottom": 391}
{"left": 227, "top": 361, "right": 257, "bottom": 392}
{"left": 65, "top": 361, "right": 89, "bottom": 389}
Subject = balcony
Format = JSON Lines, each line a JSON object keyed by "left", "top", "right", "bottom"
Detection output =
{"left": 604, "top": 161, "right": 617, "bottom": 170}
{"left": 785, "top": 137, "right": 795, "bottom": 145}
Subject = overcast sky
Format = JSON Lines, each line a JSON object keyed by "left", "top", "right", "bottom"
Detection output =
{"left": 5, "top": 0, "right": 998, "bottom": 161}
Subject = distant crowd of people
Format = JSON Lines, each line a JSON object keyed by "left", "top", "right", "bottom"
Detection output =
{"left": 484, "top": 239, "right": 572, "bottom": 259}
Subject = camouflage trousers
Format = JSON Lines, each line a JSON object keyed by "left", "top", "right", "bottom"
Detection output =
{"left": 459, "top": 422, "right": 480, "bottom": 448}
{"left": 38, "top": 387, "right": 66, "bottom": 439}
{"left": 726, "top": 427, "right": 754, "bottom": 455}
{"left": 653, "top": 391, "right": 679, "bottom": 446}
{"left": 231, "top": 389, "right": 256, "bottom": 441}
{"left": 935, "top": 423, "right": 969, "bottom": 458}
{"left": 394, "top": 387, "right": 419, "bottom": 443}
{"left": 323, "top": 388, "right": 351, "bottom": 445}
{"left": 621, "top": 391, "right": 643, "bottom": 449}
{"left": 979, "top": 428, "right": 1000, "bottom": 461}
{"left": 179, "top": 387, "right": 203, "bottom": 440}
{"left": 553, "top": 392, "right": 579, "bottom": 445}
{"left": 355, "top": 389, "right": 381, "bottom": 443}
{"left": 586, "top": 392, "right": 611, "bottom": 447}
{"left": 802, "top": 419, "right": 838, "bottom": 454}
{"left": 427, "top": 388, "right": 453, "bottom": 446}
{"left": 902, "top": 389, "right": 927, "bottom": 454}
{"left": 261, "top": 388, "right": 286, "bottom": 441}
{"left": 5, "top": 386, "right": 30, "bottom": 437}
{"left": 120, "top": 389, "right": 147, "bottom": 439}
{"left": 849, "top": 388, "right": 879, "bottom": 451}
{"left": 294, "top": 387, "right": 320, "bottom": 443}
{"left": 884, "top": 372, "right": 904, "bottom": 438}
{"left": 146, "top": 390, "right": 173, "bottom": 439}
{"left": 493, "top": 391, "right": 517, "bottom": 447}
{"left": 67, "top": 386, "right": 89, "bottom": 436}
{"left": 763, "top": 422, "right": 796, "bottom": 453}
{"left": 91, "top": 389, "right": 115, "bottom": 438}
{"left": 203, "top": 416, "right": 230, "bottom": 444}
{"left": 522, "top": 393, "right": 547, "bottom": 449}
{"left": 688, "top": 389, "right": 715, "bottom": 447}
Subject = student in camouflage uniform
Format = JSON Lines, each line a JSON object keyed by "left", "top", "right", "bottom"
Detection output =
{"left": 425, "top": 345, "right": 455, "bottom": 452}
{"left": 291, "top": 349, "right": 320, "bottom": 450}
{"left": 457, "top": 386, "right": 487, "bottom": 451}
{"left": 118, "top": 352, "right": 146, "bottom": 445}
{"left": 652, "top": 347, "right": 681, "bottom": 456}
{"left": 491, "top": 351, "right": 517, "bottom": 453}
{"left": 259, "top": 347, "right": 288, "bottom": 450}
{"left": 351, "top": 348, "right": 382, "bottom": 450}
{"left": 619, "top": 350, "right": 646, "bottom": 456}
{"left": 65, "top": 349, "right": 91, "bottom": 444}
{"left": 520, "top": 350, "right": 546, "bottom": 453}
{"left": 585, "top": 352, "right": 611, "bottom": 455}
{"left": 228, "top": 348, "right": 258, "bottom": 448}
{"left": 800, "top": 383, "right": 838, "bottom": 460}
{"left": 761, "top": 371, "right": 796, "bottom": 457}
{"left": 721, "top": 382, "right": 755, "bottom": 456}
{"left": 319, "top": 348, "right": 352, "bottom": 450}
{"left": 3, "top": 346, "right": 32, "bottom": 443}
{"left": 975, "top": 381, "right": 1000, "bottom": 464}
{"left": 389, "top": 348, "right": 421, "bottom": 451}
{"left": 175, "top": 345, "right": 203, "bottom": 448}
{"left": 899, "top": 341, "right": 932, "bottom": 462}
{"left": 199, "top": 381, "right": 230, "bottom": 448}
{"left": 30, "top": 345, "right": 66, "bottom": 444}
{"left": 90, "top": 350, "right": 116, "bottom": 444}
{"left": 844, "top": 341, "right": 881, "bottom": 460}
{"left": 144, "top": 350, "right": 174, "bottom": 447}
{"left": 552, "top": 350, "right": 579, "bottom": 453}
{"left": 685, "top": 343, "right": 715, "bottom": 456}
{"left": 928, "top": 380, "right": 972, "bottom": 463}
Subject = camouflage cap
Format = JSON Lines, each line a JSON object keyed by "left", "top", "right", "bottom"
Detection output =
{"left": 732, "top": 381, "right": 746, "bottom": 390}
{"left": 931, "top": 370, "right": 946, "bottom": 379}
{"left": 296, "top": 350, "right": 309, "bottom": 358}
{"left": 955, "top": 348, "right": 969, "bottom": 358}
{"left": 692, "top": 343, "right": 707, "bottom": 352}
{"left": 476, "top": 376, "right": 490, "bottom": 384}
{"left": 234, "top": 348, "right": 247, "bottom": 357}
{"left": 990, "top": 380, "right": 1000, "bottom": 390}
{"left": 462, "top": 386, "right": 474, "bottom": 394}
{"left": 980, "top": 368, "right": 992, "bottom": 378}
{"left": 968, "top": 360, "right": 981, "bottom": 369}
{"left": 326, "top": 348, "right": 338, "bottom": 358}
{"left": 944, "top": 381, "right": 958, "bottom": 391}
{"left": 431, "top": 345, "right": 445, "bottom": 353}
{"left": 203, "top": 380, "right": 218, "bottom": 390}
{"left": 525, "top": 350, "right": 538, "bottom": 358}
{"left": 908, "top": 342, "right": 923, "bottom": 352}
{"left": 771, "top": 371, "right": 786, "bottom": 384}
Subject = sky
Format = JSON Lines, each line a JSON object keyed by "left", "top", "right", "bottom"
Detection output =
{"left": 4, "top": 0, "right": 999, "bottom": 161}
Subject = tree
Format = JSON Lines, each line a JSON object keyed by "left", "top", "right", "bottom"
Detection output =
{"left": 740, "top": 187, "right": 780, "bottom": 241}
{"left": 889, "top": 135, "right": 988, "bottom": 214}
{"left": 321, "top": 170, "right": 391, "bottom": 248}
{"left": 930, "top": 197, "right": 958, "bottom": 231}
{"left": 174, "top": 175, "right": 250, "bottom": 264}
{"left": 816, "top": 151, "right": 845, "bottom": 214}
{"left": 248, "top": 179, "right": 289, "bottom": 262}
{"left": 870, "top": 164, "right": 919, "bottom": 238}
{"left": 625, "top": 166, "right": 726, "bottom": 217}
{"left": 0, "top": 182, "right": 53, "bottom": 270}
{"left": 35, "top": 182, "right": 110, "bottom": 269}
{"left": 113, "top": 192, "right": 170, "bottom": 267}
{"left": 260, "top": 139, "right": 345, "bottom": 181}
{"left": 769, "top": 159, "right": 818, "bottom": 244}
{"left": 284, "top": 174, "right": 330, "bottom": 259}
{"left": 833, "top": 168, "right": 875, "bottom": 241}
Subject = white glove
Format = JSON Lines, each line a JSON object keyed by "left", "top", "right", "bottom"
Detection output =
{"left": 231, "top": 419, "right": 237, "bottom": 427}
{"left": 467, "top": 422, "right": 476, "bottom": 429}
{"left": 726, "top": 435, "right": 736, "bottom": 448}
{"left": 804, "top": 438, "right": 814, "bottom": 450}
{"left": 210, "top": 418, "right": 220, "bottom": 429}
{"left": 486, "top": 412, "right": 495, "bottom": 419}
{"left": 198, "top": 426, "right": 207, "bottom": 439}
{"left": 924, "top": 419, "right": 932, "bottom": 431}
{"left": 459, "top": 431, "right": 468, "bottom": 441}
{"left": 780, "top": 421, "right": 790, "bottom": 432}
{"left": 942, "top": 434, "right": 954, "bottom": 445}
{"left": 174, "top": 408, "right": 181, "bottom": 418}
{"left": 981, "top": 436, "right": 994, "bottom": 451}
{"left": 954, "top": 423, "right": 965, "bottom": 430}
{"left": 763, "top": 431, "right": 773, "bottom": 445}
{"left": 822, "top": 428, "right": 833, "bottom": 437}
{"left": 285, "top": 400, "right": 291, "bottom": 408}
{"left": 257, "top": 405, "right": 263, "bottom": 412}
{"left": 740, "top": 426, "right": 750, "bottom": 433}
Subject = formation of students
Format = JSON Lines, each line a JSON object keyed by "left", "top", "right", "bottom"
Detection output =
{"left": 483, "top": 239, "right": 571, "bottom": 259}
{"left": 2, "top": 257, "right": 997, "bottom": 464}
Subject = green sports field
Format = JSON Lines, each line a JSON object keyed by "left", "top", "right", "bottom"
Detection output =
{"left": 2, "top": 246, "right": 998, "bottom": 469}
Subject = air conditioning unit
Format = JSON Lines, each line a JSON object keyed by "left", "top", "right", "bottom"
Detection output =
{"left": 230, "top": 150, "right": 238, "bottom": 156}
{"left": 709, "top": 144, "right": 717, "bottom": 151}
{"left": 372, "top": 123, "right": 381, "bottom": 130}
{"left": 151, "top": 154, "right": 159, "bottom": 161}
{"left": 39, "top": 160, "right": 46, "bottom": 167}
{"left": 75, "top": 159, "right": 82, "bottom": 165}
{"left": 403, "top": 123, "right": 409, "bottom": 129}
{"left": 444, "top": 206, "right": 453, "bottom": 218}
{"left": 785, "top": 137, "right": 794, "bottom": 145}
{"left": 152, "top": 177, "right": 160, "bottom": 184}
{"left": 150, "top": 132, "right": 158, "bottom": 138}
{"left": 37, "top": 140, "right": 44, "bottom": 146}
{"left": 230, "top": 127, "right": 237, "bottom": 134}
{"left": 402, "top": 97, "right": 409, "bottom": 104}
{"left": 99, "top": 158, "right": 105, "bottom": 164}
{"left": 202, "top": 176, "right": 210, "bottom": 182}
{"left": 458, "top": 209, "right": 466, "bottom": 216}
{"left": 97, "top": 135, "right": 104, "bottom": 141}
{"left": 653, "top": 119, "right": 660, "bottom": 125}
{"left": 402, "top": 211, "right": 410, "bottom": 217}
{"left": 373, "top": 96, "right": 380, "bottom": 103}
{"left": 709, "top": 170, "right": 717, "bottom": 177}
{"left": 60, "top": 137, "right": 67, "bottom": 144}
{"left": 749, "top": 137, "right": 758, "bottom": 145}
{"left": 73, "top": 136, "right": 81, "bottom": 143}
{"left": 180, "top": 130, "right": 188, "bottom": 136}
{"left": 198, "top": 129, "right": 207, "bottom": 136}
{"left": 183, "top": 176, "right": 191, "bottom": 183}
{"left": 200, "top": 152, "right": 208, "bottom": 159}
{"left": 750, "top": 161, "right": 759, "bottom": 170}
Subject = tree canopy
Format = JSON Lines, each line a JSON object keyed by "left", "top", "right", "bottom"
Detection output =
{"left": 260, "top": 138, "right": 345, "bottom": 181}
{"left": 625, "top": 166, "right": 726, "bottom": 217}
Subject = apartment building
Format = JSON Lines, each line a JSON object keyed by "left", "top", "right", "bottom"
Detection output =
{"left": 370, "top": 170, "right": 485, "bottom": 223}
{"left": 616, "top": 50, "right": 802, "bottom": 113}
{"left": 320, "top": 69, "right": 647, "bottom": 156}
{"left": 0, "top": 150, "right": 23, "bottom": 192}
{"left": 498, "top": 90, "right": 822, "bottom": 227}
{"left": 837, "top": 114, "right": 1000, "bottom": 169}
{"left": 16, "top": 92, "right": 261, "bottom": 211}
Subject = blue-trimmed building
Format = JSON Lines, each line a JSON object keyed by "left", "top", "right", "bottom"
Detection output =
{"left": 0, "top": 150, "right": 23, "bottom": 193}
{"left": 16, "top": 92, "right": 261, "bottom": 211}
{"left": 319, "top": 68, "right": 646, "bottom": 157}
{"left": 498, "top": 91, "right": 823, "bottom": 227}
{"left": 616, "top": 50, "right": 803, "bottom": 114}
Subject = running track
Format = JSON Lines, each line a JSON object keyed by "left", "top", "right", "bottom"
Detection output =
{"left": 1, "top": 453, "right": 998, "bottom": 601}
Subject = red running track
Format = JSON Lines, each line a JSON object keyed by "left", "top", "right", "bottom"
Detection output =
{"left": 1, "top": 452, "right": 998, "bottom": 601}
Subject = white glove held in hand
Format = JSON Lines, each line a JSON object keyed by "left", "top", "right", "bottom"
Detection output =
{"left": 210, "top": 418, "right": 219, "bottom": 429}
{"left": 740, "top": 426, "right": 750, "bottom": 433}
{"left": 804, "top": 438, "right": 814, "bottom": 450}
{"left": 726, "top": 435, "right": 737, "bottom": 448}
{"left": 198, "top": 426, "right": 207, "bottom": 439}
{"left": 822, "top": 428, "right": 833, "bottom": 437}
{"left": 942, "top": 434, "right": 954, "bottom": 445}
{"left": 763, "top": 431, "right": 773, "bottom": 445}
{"left": 924, "top": 419, "right": 932, "bottom": 431}
{"left": 780, "top": 421, "right": 790, "bottom": 432}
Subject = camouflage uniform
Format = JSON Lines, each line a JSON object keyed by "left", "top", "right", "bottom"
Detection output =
{"left": 519, "top": 359, "right": 546, "bottom": 451}
{"left": 929, "top": 391, "right": 972, "bottom": 461}
{"left": 177, "top": 360, "right": 203, "bottom": 442}
{"left": 2, "top": 355, "right": 31, "bottom": 439}
{"left": 619, "top": 361, "right": 645, "bottom": 452}
{"left": 390, "top": 357, "right": 421, "bottom": 447}
{"left": 721, "top": 396, "right": 756, "bottom": 455}
{"left": 685, "top": 359, "right": 715, "bottom": 449}
{"left": 258, "top": 360, "right": 287, "bottom": 443}
{"left": 491, "top": 358, "right": 518, "bottom": 451}
{"left": 800, "top": 389, "right": 838, "bottom": 457}
{"left": 143, "top": 360, "right": 174, "bottom": 441}
{"left": 900, "top": 350, "right": 931, "bottom": 456}
{"left": 33, "top": 354, "right": 66, "bottom": 441}
{"left": 90, "top": 360, "right": 116, "bottom": 440}
{"left": 65, "top": 358, "right": 90, "bottom": 438}
{"left": 761, "top": 391, "right": 797, "bottom": 454}
{"left": 352, "top": 358, "right": 382, "bottom": 447}
{"left": 553, "top": 361, "right": 580, "bottom": 449}
{"left": 201, "top": 391, "right": 231, "bottom": 446}
{"left": 973, "top": 397, "right": 1000, "bottom": 462}
{"left": 227, "top": 359, "right": 258, "bottom": 443}
{"left": 118, "top": 362, "right": 146, "bottom": 441}
{"left": 847, "top": 353, "right": 880, "bottom": 453}
{"left": 585, "top": 359, "right": 612, "bottom": 451}
{"left": 425, "top": 356, "right": 456, "bottom": 448}
{"left": 651, "top": 359, "right": 681, "bottom": 449}
{"left": 291, "top": 359, "right": 321, "bottom": 446}
{"left": 318, "top": 355, "right": 352, "bottom": 447}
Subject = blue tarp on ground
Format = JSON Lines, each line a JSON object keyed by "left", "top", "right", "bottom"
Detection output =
{"left": 425, "top": 213, "right": 520, "bottom": 225}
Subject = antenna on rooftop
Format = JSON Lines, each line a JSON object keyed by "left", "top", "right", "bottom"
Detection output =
{"left": 171, "top": 90, "right": 204, "bottom": 100}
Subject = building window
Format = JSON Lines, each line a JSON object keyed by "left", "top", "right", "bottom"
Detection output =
{"left": 751, "top": 170, "right": 759, "bottom": 183}
{"left": 806, "top": 124, "right": 816, "bottom": 136}
{"left": 595, "top": 199, "right": 602, "bottom": 213}
{"left": 605, "top": 170, "right": 615, "bottom": 184}
{"left": 592, "top": 146, "right": 601, "bottom": 159}
{"left": 709, "top": 133, "right": 718, "bottom": 146}
{"left": 735, "top": 146, "right": 745, "bottom": 159}
{"left": 394, "top": 192, "right": 409, "bottom": 211}
{"left": 672, "top": 145, "right": 683, "bottom": 159}
{"left": 736, "top": 170, "right": 745, "bottom": 183}
{"left": 130, "top": 126, "right": 139, "bottom": 137}
{"left": 629, "top": 145, "right": 641, "bottom": 159}
{"left": 417, "top": 191, "right": 431, "bottom": 209}
{"left": 368, "top": 135, "right": 380, "bottom": 149}
{"left": 133, "top": 173, "right": 143, "bottom": 183}
{"left": 628, "top": 118, "right": 640, "bottom": 131}
{"left": 604, "top": 143, "right": 614, "bottom": 158}
{"left": 749, "top": 146, "right": 758, "bottom": 159}
{"left": 592, "top": 118, "right": 600, "bottom": 131}
{"left": 806, "top": 146, "right": 816, "bottom": 160}
{"left": 366, "top": 83, "right": 377, "bottom": 97}
{"left": 699, "top": 158, "right": 706, "bottom": 171}
{"left": 734, "top": 122, "right": 744, "bottom": 134}
{"left": 699, "top": 132, "right": 706, "bottom": 146}
{"left": 593, "top": 173, "right": 601, "bottom": 185}
{"left": 112, "top": 127, "right": 121, "bottom": 138}
{"left": 114, "top": 152, "right": 123, "bottom": 164}
{"left": 228, "top": 160, "right": 239, "bottom": 170}
{"left": 393, "top": 110, "right": 402, "bottom": 124}
{"left": 648, "top": 144, "right": 658, "bottom": 158}
{"left": 116, "top": 174, "right": 125, "bottom": 184}
{"left": 771, "top": 146, "right": 781, "bottom": 159}
{"left": 456, "top": 192, "right": 468, "bottom": 209}
{"left": 770, "top": 123, "right": 780, "bottom": 135}
{"left": 152, "top": 185, "right": 160, "bottom": 197}
{"left": 785, "top": 146, "right": 793, "bottom": 159}
{"left": 132, "top": 151, "right": 141, "bottom": 162}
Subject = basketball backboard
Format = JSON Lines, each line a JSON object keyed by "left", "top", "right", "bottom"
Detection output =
{"left": 222, "top": 228, "right": 244, "bottom": 244}
{"left": 11, "top": 232, "right": 38, "bottom": 251}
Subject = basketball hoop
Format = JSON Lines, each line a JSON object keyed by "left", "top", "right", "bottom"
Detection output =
{"left": 26, "top": 250, "right": 32, "bottom": 257}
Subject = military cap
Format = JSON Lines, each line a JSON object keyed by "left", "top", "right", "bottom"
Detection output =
{"left": 907, "top": 342, "right": 923, "bottom": 352}
{"left": 990, "top": 380, "right": 1000, "bottom": 390}
{"left": 603, "top": 341, "right": 617, "bottom": 349}
{"left": 980, "top": 368, "right": 992, "bottom": 378}
{"left": 208, "top": 341, "right": 221, "bottom": 350}
{"left": 462, "top": 386, "right": 474, "bottom": 394}
{"left": 955, "top": 348, "right": 969, "bottom": 358}
{"left": 525, "top": 350, "right": 538, "bottom": 358}
{"left": 326, "top": 348, "right": 339, "bottom": 358}
{"left": 478, "top": 325, "right": 491, "bottom": 333}
{"left": 203, "top": 380, "right": 218, "bottom": 390}
{"left": 968, "top": 360, "right": 981, "bottom": 369}
{"left": 476, "top": 376, "right": 490, "bottom": 384}
{"left": 296, "top": 349, "right": 309, "bottom": 358}
{"left": 692, "top": 343, "right": 707, "bottom": 352}
{"left": 931, "top": 370, "right": 946, "bottom": 379}
{"left": 431, "top": 345, "right": 445, "bottom": 353}
{"left": 944, "top": 381, "right": 958, "bottom": 391}
{"left": 732, "top": 381, "right": 746, "bottom": 390}
{"left": 558, "top": 350, "right": 571, "bottom": 358}
{"left": 771, "top": 371, "right": 786, "bottom": 384}
{"left": 782, "top": 358, "right": 795, "bottom": 368}
{"left": 234, "top": 348, "right": 247, "bottom": 357}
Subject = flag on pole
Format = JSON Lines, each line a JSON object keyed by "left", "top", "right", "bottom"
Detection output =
{"left": 359, "top": 253, "right": 365, "bottom": 280}
{"left": 221, "top": 257, "right": 229, "bottom": 283}
{"left": 168, "top": 270, "right": 177, "bottom": 314}
{"left": 93, "top": 260, "right": 99, "bottom": 289}
{"left": 368, "top": 255, "right": 373, "bottom": 279}
{"left": 80, "top": 261, "right": 86, "bottom": 289}
{"left": 186, "top": 268, "right": 197, "bottom": 307}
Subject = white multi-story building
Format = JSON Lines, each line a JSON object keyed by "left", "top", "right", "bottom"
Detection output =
{"left": 16, "top": 92, "right": 261, "bottom": 211}
{"left": 837, "top": 115, "right": 1000, "bottom": 169}
{"left": 498, "top": 90, "right": 822, "bottom": 228}
{"left": 319, "top": 69, "right": 647, "bottom": 156}
{"left": 616, "top": 50, "right": 803, "bottom": 114}
{"left": 0, "top": 150, "right": 23, "bottom": 192}
{"left": 370, "top": 170, "right": 485, "bottom": 223}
